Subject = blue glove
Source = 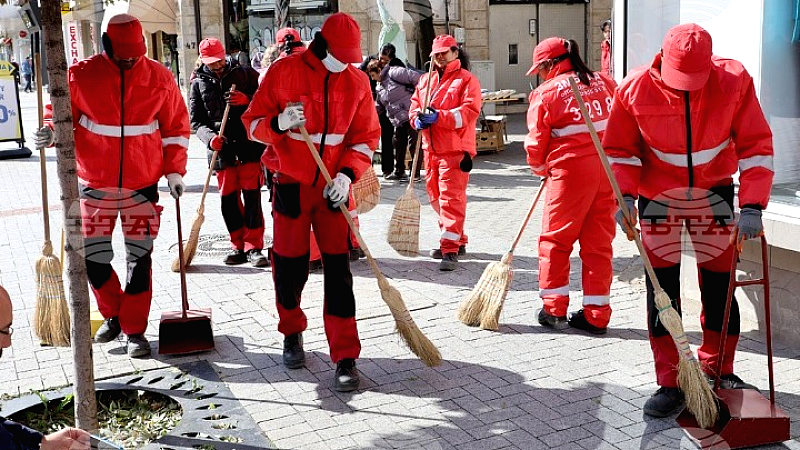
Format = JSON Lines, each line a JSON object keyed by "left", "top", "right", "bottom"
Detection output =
{"left": 614, "top": 195, "right": 637, "bottom": 241}
{"left": 418, "top": 107, "right": 439, "bottom": 126}
{"left": 737, "top": 208, "right": 763, "bottom": 240}
{"left": 414, "top": 117, "right": 429, "bottom": 130}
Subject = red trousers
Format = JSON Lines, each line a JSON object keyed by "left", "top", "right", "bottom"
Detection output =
{"left": 539, "top": 156, "right": 615, "bottom": 327}
{"left": 80, "top": 185, "right": 161, "bottom": 335}
{"left": 271, "top": 178, "right": 360, "bottom": 363}
{"left": 639, "top": 190, "right": 737, "bottom": 387}
{"left": 425, "top": 152, "right": 469, "bottom": 254}
{"left": 310, "top": 191, "right": 360, "bottom": 262}
{"left": 216, "top": 162, "right": 265, "bottom": 252}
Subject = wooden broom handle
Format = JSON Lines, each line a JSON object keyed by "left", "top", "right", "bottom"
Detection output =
{"left": 509, "top": 178, "right": 546, "bottom": 253}
{"left": 406, "top": 58, "right": 437, "bottom": 191}
{"left": 567, "top": 77, "right": 663, "bottom": 291}
{"left": 200, "top": 84, "right": 236, "bottom": 206}
{"left": 34, "top": 50, "right": 51, "bottom": 243}
{"left": 298, "top": 126, "right": 384, "bottom": 279}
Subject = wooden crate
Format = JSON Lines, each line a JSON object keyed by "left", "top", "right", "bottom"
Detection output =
{"left": 476, "top": 116, "right": 506, "bottom": 153}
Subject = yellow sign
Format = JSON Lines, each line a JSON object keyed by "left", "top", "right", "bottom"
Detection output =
{"left": 0, "top": 60, "right": 16, "bottom": 78}
{"left": 61, "top": 1, "right": 72, "bottom": 13}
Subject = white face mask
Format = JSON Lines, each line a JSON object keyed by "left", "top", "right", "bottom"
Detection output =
{"left": 322, "top": 53, "right": 348, "bottom": 73}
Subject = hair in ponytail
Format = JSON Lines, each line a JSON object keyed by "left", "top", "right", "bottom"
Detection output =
{"left": 565, "top": 39, "right": 594, "bottom": 86}
{"left": 453, "top": 45, "right": 471, "bottom": 71}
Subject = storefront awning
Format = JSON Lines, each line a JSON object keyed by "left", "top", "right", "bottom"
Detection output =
{"left": 247, "top": 0, "right": 329, "bottom": 13}
{"left": 102, "top": 0, "right": 177, "bottom": 35}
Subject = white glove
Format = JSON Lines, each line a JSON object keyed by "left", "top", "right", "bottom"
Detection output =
{"left": 166, "top": 173, "right": 185, "bottom": 199}
{"left": 277, "top": 103, "right": 306, "bottom": 131}
{"left": 323, "top": 172, "right": 351, "bottom": 208}
{"left": 33, "top": 125, "right": 54, "bottom": 149}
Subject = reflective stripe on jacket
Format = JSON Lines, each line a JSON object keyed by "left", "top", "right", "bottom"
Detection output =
{"left": 524, "top": 67, "right": 617, "bottom": 175}
{"left": 68, "top": 54, "right": 189, "bottom": 190}
{"left": 241, "top": 51, "right": 379, "bottom": 185}
{"left": 409, "top": 59, "right": 482, "bottom": 157}
{"left": 602, "top": 54, "right": 773, "bottom": 208}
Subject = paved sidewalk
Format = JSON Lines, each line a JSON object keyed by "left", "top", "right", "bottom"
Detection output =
{"left": 0, "top": 90, "right": 798, "bottom": 449}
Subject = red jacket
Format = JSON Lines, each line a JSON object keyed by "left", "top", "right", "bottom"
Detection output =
{"left": 601, "top": 39, "right": 612, "bottom": 77}
{"left": 525, "top": 64, "right": 617, "bottom": 175}
{"left": 68, "top": 54, "right": 189, "bottom": 190}
{"left": 410, "top": 60, "right": 482, "bottom": 157}
{"left": 602, "top": 54, "right": 773, "bottom": 208}
{"left": 242, "top": 51, "right": 379, "bottom": 185}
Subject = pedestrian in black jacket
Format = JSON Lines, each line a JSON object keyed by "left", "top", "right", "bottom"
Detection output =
{"left": 190, "top": 38, "right": 269, "bottom": 268}
{"left": 1, "top": 285, "right": 90, "bottom": 449}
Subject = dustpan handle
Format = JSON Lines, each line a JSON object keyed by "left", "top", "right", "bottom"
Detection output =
{"left": 175, "top": 197, "right": 189, "bottom": 318}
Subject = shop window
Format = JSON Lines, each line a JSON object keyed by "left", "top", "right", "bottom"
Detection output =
{"left": 508, "top": 44, "right": 518, "bottom": 65}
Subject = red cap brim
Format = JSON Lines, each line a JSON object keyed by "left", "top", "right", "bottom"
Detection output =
{"left": 661, "top": 63, "right": 710, "bottom": 91}
{"left": 329, "top": 46, "right": 362, "bottom": 64}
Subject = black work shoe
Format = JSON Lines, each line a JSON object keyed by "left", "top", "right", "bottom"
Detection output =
{"left": 385, "top": 172, "right": 402, "bottom": 180}
{"left": 382, "top": 172, "right": 393, "bottom": 179}
{"left": 643, "top": 387, "right": 685, "bottom": 417}
{"left": 568, "top": 309, "right": 608, "bottom": 335}
{"left": 430, "top": 246, "right": 466, "bottom": 259}
{"left": 397, "top": 172, "right": 410, "bottom": 183}
{"left": 349, "top": 247, "right": 366, "bottom": 261}
{"left": 309, "top": 259, "right": 323, "bottom": 272}
{"left": 334, "top": 358, "right": 360, "bottom": 392}
{"left": 247, "top": 249, "right": 270, "bottom": 268}
{"left": 709, "top": 373, "right": 760, "bottom": 391}
{"left": 283, "top": 333, "right": 305, "bottom": 369}
{"left": 438, "top": 253, "right": 458, "bottom": 271}
{"left": 94, "top": 317, "right": 121, "bottom": 343}
{"left": 126, "top": 334, "right": 151, "bottom": 358}
{"left": 224, "top": 249, "right": 247, "bottom": 265}
{"left": 537, "top": 308, "right": 568, "bottom": 330}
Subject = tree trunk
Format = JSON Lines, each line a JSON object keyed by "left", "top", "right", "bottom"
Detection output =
{"left": 39, "top": 0, "right": 98, "bottom": 432}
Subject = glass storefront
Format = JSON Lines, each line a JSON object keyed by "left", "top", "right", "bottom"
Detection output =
{"left": 245, "top": 0, "right": 331, "bottom": 64}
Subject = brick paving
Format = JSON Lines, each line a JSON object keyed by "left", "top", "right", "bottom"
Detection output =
{"left": 0, "top": 91, "right": 799, "bottom": 449}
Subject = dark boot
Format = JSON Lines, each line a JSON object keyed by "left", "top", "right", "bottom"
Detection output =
{"left": 224, "top": 249, "right": 247, "bottom": 265}
{"left": 283, "top": 333, "right": 305, "bottom": 369}
{"left": 430, "top": 246, "right": 466, "bottom": 259}
{"left": 247, "top": 249, "right": 270, "bottom": 268}
{"left": 126, "top": 334, "right": 151, "bottom": 358}
{"left": 708, "top": 373, "right": 759, "bottom": 391}
{"left": 643, "top": 387, "right": 685, "bottom": 417}
{"left": 94, "top": 317, "right": 121, "bottom": 343}
{"left": 438, "top": 253, "right": 459, "bottom": 271}
{"left": 537, "top": 308, "right": 568, "bottom": 330}
{"left": 334, "top": 358, "right": 360, "bottom": 392}
{"left": 568, "top": 309, "right": 607, "bottom": 335}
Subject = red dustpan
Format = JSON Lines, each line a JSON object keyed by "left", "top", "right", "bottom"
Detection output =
{"left": 677, "top": 235, "right": 789, "bottom": 449}
{"left": 159, "top": 197, "right": 215, "bottom": 355}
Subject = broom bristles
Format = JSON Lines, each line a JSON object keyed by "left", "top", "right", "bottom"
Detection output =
{"left": 171, "top": 209, "right": 204, "bottom": 272}
{"left": 353, "top": 169, "right": 381, "bottom": 214}
{"left": 34, "top": 242, "right": 70, "bottom": 347}
{"left": 478, "top": 253, "right": 515, "bottom": 331}
{"left": 654, "top": 289, "right": 719, "bottom": 427}
{"left": 387, "top": 191, "right": 420, "bottom": 257}
{"left": 378, "top": 276, "right": 441, "bottom": 367}
{"left": 678, "top": 358, "right": 719, "bottom": 429}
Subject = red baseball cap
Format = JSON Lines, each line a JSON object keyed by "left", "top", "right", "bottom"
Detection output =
{"left": 526, "top": 37, "right": 567, "bottom": 76}
{"left": 430, "top": 35, "right": 458, "bottom": 56}
{"left": 105, "top": 14, "right": 146, "bottom": 59}
{"left": 321, "top": 13, "right": 362, "bottom": 63}
{"left": 276, "top": 28, "right": 300, "bottom": 45}
{"left": 660, "top": 23, "right": 713, "bottom": 91}
{"left": 199, "top": 38, "right": 226, "bottom": 65}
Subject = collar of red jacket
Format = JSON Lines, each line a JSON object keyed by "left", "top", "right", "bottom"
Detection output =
{"left": 543, "top": 59, "right": 573, "bottom": 81}
{"left": 435, "top": 58, "right": 462, "bottom": 79}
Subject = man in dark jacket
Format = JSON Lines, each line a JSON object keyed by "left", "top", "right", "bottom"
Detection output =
{"left": 190, "top": 38, "right": 268, "bottom": 267}
{"left": 1, "top": 285, "right": 91, "bottom": 449}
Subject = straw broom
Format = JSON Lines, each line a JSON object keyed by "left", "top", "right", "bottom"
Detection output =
{"left": 299, "top": 126, "right": 441, "bottom": 367}
{"left": 458, "top": 180, "right": 547, "bottom": 330}
{"left": 352, "top": 166, "right": 380, "bottom": 214}
{"left": 32, "top": 51, "right": 70, "bottom": 347}
{"left": 171, "top": 85, "right": 236, "bottom": 272}
{"left": 387, "top": 59, "right": 436, "bottom": 256}
{"left": 567, "top": 77, "right": 717, "bottom": 428}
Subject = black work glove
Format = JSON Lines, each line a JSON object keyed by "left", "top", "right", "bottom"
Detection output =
{"left": 459, "top": 152, "right": 472, "bottom": 172}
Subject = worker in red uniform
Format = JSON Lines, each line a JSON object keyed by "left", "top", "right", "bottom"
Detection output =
{"left": 190, "top": 38, "right": 268, "bottom": 267}
{"left": 600, "top": 20, "right": 613, "bottom": 77}
{"left": 603, "top": 23, "right": 773, "bottom": 417}
{"left": 34, "top": 14, "right": 189, "bottom": 358}
{"left": 241, "top": 13, "right": 380, "bottom": 392}
{"left": 524, "top": 37, "right": 617, "bottom": 334}
{"left": 410, "top": 35, "right": 482, "bottom": 271}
